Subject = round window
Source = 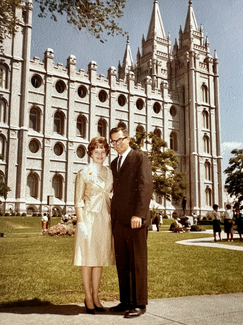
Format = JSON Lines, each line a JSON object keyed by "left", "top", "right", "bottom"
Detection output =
{"left": 98, "top": 90, "right": 107, "bottom": 103}
{"left": 153, "top": 102, "right": 161, "bottom": 114}
{"left": 55, "top": 80, "right": 66, "bottom": 94}
{"left": 136, "top": 98, "right": 144, "bottom": 110}
{"left": 29, "top": 139, "right": 39, "bottom": 153}
{"left": 31, "top": 74, "right": 42, "bottom": 88}
{"left": 118, "top": 94, "right": 126, "bottom": 107}
{"left": 170, "top": 106, "right": 176, "bottom": 117}
{"left": 78, "top": 85, "right": 87, "bottom": 98}
{"left": 54, "top": 143, "right": 63, "bottom": 156}
{"left": 77, "top": 145, "right": 86, "bottom": 159}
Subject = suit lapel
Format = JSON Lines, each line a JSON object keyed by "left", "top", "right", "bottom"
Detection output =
{"left": 118, "top": 149, "right": 133, "bottom": 174}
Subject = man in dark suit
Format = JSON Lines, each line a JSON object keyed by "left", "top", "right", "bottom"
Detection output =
{"left": 109, "top": 127, "right": 153, "bottom": 318}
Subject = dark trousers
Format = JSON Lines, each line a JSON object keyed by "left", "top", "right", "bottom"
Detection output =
{"left": 113, "top": 223, "right": 148, "bottom": 307}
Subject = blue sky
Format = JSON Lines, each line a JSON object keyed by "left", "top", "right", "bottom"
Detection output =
{"left": 31, "top": 0, "right": 243, "bottom": 177}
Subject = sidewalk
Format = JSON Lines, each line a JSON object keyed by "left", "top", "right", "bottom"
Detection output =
{"left": 176, "top": 230, "right": 243, "bottom": 251}
{"left": 1, "top": 292, "right": 243, "bottom": 325}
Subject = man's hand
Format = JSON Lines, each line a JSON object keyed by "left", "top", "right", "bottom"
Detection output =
{"left": 131, "top": 216, "right": 142, "bottom": 229}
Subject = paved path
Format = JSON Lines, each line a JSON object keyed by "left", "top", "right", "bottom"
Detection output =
{"left": 176, "top": 230, "right": 243, "bottom": 251}
{"left": 1, "top": 293, "right": 243, "bottom": 324}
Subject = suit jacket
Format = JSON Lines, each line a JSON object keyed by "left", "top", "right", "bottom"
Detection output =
{"left": 111, "top": 149, "right": 153, "bottom": 228}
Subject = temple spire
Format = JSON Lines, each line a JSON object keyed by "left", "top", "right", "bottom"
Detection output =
{"left": 184, "top": 0, "right": 198, "bottom": 32}
{"left": 122, "top": 36, "right": 133, "bottom": 70}
{"left": 147, "top": 0, "right": 166, "bottom": 40}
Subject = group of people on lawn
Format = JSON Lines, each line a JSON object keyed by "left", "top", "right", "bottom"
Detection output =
{"left": 213, "top": 203, "right": 243, "bottom": 242}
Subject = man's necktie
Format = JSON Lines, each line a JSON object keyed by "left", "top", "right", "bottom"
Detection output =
{"left": 117, "top": 155, "right": 122, "bottom": 172}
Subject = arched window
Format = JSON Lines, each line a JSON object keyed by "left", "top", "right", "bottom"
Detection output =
{"left": 136, "top": 125, "right": 145, "bottom": 134}
{"left": 29, "top": 107, "right": 41, "bottom": 132}
{"left": 203, "top": 110, "right": 209, "bottom": 129}
{"left": 117, "top": 121, "right": 127, "bottom": 129}
{"left": 0, "top": 99, "right": 6, "bottom": 123}
{"left": 52, "top": 174, "right": 63, "bottom": 199}
{"left": 205, "top": 161, "right": 211, "bottom": 180}
{"left": 154, "top": 128, "right": 161, "bottom": 138}
{"left": 97, "top": 118, "right": 107, "bottom": 137}
{"left": 54, "top": 111, "right": 65, "bottom": 135}
{"left": 170, "top": 132, "right": 178, "bottom": 151}
{"left": 27, "top": 173, "right": 38, "bottom": 198}
{"left": 205, "top": 187, "right": 211, "bottom": 206}
{"left": 136, "top": 125, "right": 145, "bottom": 146}
{"left": 203, "top": 135, "right": 210, "bottom": 154}
{"left": 76, "top": 115, "right": 86, "bottom": 138}
{"left": 0, "top": 64, "right": 8, "bottom": 89}
{"left": 202, "top": 84, "right": 208, "bottom": 103}
{"left": 0, "top": 135, "right": 5, "bottom": 160}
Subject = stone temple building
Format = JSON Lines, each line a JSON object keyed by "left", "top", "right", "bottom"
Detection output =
{"left": 0, "top": 0, "right": 223, "bottom": 216}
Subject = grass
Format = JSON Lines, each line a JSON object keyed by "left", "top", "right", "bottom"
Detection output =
{"left": 1, "top": 217, "right": 243, "bottom": 307}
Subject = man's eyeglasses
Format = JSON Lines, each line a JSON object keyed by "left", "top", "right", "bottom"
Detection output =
{"left": 110, "top": 137, "right": 127, "bottom": 146}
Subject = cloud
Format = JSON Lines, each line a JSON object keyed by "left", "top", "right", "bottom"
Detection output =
{"left": 221, "top": 142, "right": 243, "bottom": 173}
{"left": 221, "top": 142, "right": 243, "bottom": 156}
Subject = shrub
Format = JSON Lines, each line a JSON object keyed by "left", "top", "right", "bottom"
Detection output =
{"left": 16, "top": 213, "right": 21, "bottom": 216}
{"left": 38, "top": 213, "right": 43, "bottom": 217}
{"left": 11, "top": 212, "right": 16, "bottom": 216}
{"left": 163, "top": 215, "right": 168, "bottom": 219}
{"left": 32, "top": 213, "right": 38, "bottom": 217}
{"left": 22, "top": 213, "right": 27, "bottom": 217}
{"left": 4, "top": 213, "right": 10, "bottom": 216}
{"left": 202, "top": 216, "right": 207, "bottom": 221}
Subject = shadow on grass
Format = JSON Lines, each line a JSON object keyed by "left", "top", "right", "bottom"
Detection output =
{"left": 0, "top": 298, "right": 84, "bottom": 315}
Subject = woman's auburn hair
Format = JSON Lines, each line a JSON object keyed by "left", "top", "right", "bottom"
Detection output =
{"left": 87, "top": 137, "right": 110, "bottom": 157}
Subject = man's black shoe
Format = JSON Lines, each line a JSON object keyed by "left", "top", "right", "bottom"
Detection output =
{"left": 124, "top": 307, "right": 146, "bottom": 318}
{"left": 109, "top": 303, "right": 128, "bottom": 312}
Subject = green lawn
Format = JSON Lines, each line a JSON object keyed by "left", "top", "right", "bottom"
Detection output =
{"left": 1, "top": 217, "right": 243, "bottom": 307}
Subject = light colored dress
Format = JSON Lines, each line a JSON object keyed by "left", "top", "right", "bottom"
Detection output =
{"left": 73, "top": 163, "right": 115, "bottom": 266}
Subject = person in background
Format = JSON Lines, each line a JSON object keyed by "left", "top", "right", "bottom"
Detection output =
{"left": 184, "top": 217, "right": 191, "bottom": 232}
{"left": 234, "top": 207, "right": 243, "bottom": 241}
{"left": 73, "top": 137, "right": 115, "bottom": 315}
{"left": 212, "top": 204, "right": 221, "bottom": 242}
{"left": 154, "top": 213, "right": 160, "bottom": 232}
{"left": 173, "top": 218, "right": 184, "bottom": 233}
{"left": 181, "top": 197, "right": 187, "bottom": 216}
{"left": 41, "top": 213, "right": 48, "bottom": 231}
{"left": 223, "top": 204, "right": 234, "bottom": 241}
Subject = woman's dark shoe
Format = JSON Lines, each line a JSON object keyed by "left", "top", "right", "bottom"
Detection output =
{"left": 94, "top": 304, "right": 106, "bottom": 312}
{"left": 84, "top": 299, "right": 95, "bottom": 315}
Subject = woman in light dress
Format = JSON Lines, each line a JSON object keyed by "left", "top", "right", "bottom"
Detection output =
{"left": 73, "top": 137, "right": 115, "bottom": 314}
{"left": 223, "top": 204, "right": 234, "bottom": 241}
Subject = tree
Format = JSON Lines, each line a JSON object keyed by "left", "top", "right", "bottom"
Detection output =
{"left": 0, "top": 0, "right": 22, "bottom": 43}
{"left": 224, "top": 149, "right": 243, "bottom": 205}
{"left": 130, "top": 132, "right": 187, "bottom": 203}
{"left": 0, "top": 173, "right": 11, "bottom": 204}
{"left": 0, "top": 0, "right": 127, "bottom": 43}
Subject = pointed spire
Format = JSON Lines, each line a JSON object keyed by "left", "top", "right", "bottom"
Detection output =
{"left": 147, "top": 0, "right": 166, "bottom": 40}
{"left": 214, "top": 49, "right": 218, "bottom": 60}
{"left": 184, "top": 0, "right": 198, "bottom": 32}
{"left": 122, "top": 35, "right": 133, "bottom": 69}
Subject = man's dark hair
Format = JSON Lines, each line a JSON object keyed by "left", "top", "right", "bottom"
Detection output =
{"left": 110, "top": 127, "right": 129, "bottom": 137}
